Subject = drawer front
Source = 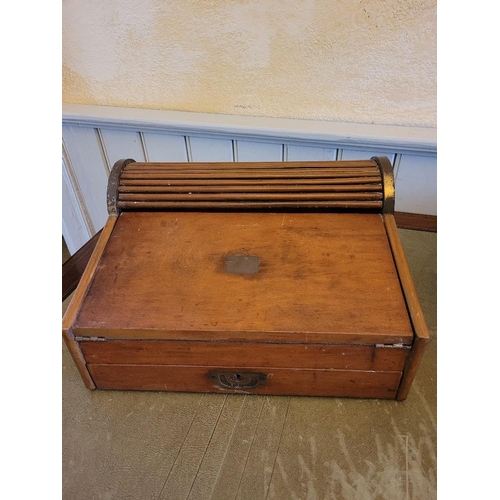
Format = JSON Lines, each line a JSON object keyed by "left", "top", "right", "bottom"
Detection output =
{"left": 87, "top": 364, "right": 402, "bottom": 399}
{"left": 80, "top": 340, "right": 407, "bottom": 371}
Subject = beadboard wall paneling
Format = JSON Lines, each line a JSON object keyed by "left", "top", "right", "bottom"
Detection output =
{"left": 286, "top": 144, "right": 338, "bottom": 162}
{"left": 395, "top": 154, "right": 437, "bottom": 216}
{"left": 62, "top": 158, "right": 92, "bottom": 254}
{"left": 235, "top": 140, "right": 283, "bottom": 162}
{"left": 62, "top": 105, "right": 437, "bottom": 254}
{"left": 142, "top": 133, "right": 188, "bottom": 162}
{"left": 62, "top": 125, "right": 109, "bottom": 250}
{"left": 100, "top": 128, "right": 146, "bottom": 166}
{"left": 188, "top": 136, "right": 234, "bottom": 162}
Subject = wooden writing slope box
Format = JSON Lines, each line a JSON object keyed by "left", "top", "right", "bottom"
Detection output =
{"left": 63, "top": 157, "right": 428, "bottom": 400}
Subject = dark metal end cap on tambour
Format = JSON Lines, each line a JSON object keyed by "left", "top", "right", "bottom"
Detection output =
{"left": 371, "top": 156, "right": 395, "bottom": 214}
{"left": 107, "top": 159, "right": 136, "bottom": 215}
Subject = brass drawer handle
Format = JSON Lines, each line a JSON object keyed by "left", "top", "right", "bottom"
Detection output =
{"left": 209, "top": 371, "right": 267, "bottom": 390}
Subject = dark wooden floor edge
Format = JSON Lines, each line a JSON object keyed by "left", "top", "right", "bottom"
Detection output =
{"left": 62, "top": 211, "right": 436, "bottom": 302}
{"left": 62, "top": 230, "right": 102, "bottom": 301}
{"left": 394, "top": 212, "right": 437, "bottom": 232}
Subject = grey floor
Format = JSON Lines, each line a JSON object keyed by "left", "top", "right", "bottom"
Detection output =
{"left": 62, "top": 228, "right": 436, "bottom": 500}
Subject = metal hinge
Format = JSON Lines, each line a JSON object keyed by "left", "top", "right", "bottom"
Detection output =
{"left": 75, "top": 336, "right": 106, "bottom": 342}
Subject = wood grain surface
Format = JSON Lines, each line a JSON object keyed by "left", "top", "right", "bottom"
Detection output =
{"left": 62, "top": 226, "right": 437, "bottom": 500}
{"left": 73, "top": 212, "right": 413, "bottom": 345}
{"left": 62, "top": 229, "right": 102, "bottom": 301}
{"left": 62, "top": 215, "right": 118, "bottom": 389}
{"left": 384, "top": 214, "right": 430, "bottom": 400}
{"left": 80, "top": 340, "right": 408, "bottom": 371}
{"left": 394, "top": 211, "right": 437, "bottom": 232}
{"left": 61, "top": 214, "right": 436, "bottom": 300}
{"left": 62, "top": 215, "right": 118, "bottom": 332}
{"left": 88, "top": 364, "right": 402, "bottom": 399}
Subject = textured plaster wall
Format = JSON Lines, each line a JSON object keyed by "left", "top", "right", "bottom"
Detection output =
{"left": 62, "top": 0, "right": 436, "bottom": 127}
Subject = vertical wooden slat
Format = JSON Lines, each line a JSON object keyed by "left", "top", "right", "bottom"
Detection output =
{"left": 188, "top": 137, "right": 233, "bottom": 162}
{"left": 395, "top": 154, "right": 437, "bottom": 215}
{"left": 62, "top": 125, "right": 109, "bottom": 235}
{"left": 287, "top": 144, "right": 338, "bottom": 161}
{"left": 142, "top": 132, "right": 188, "bottom": 162}
{"left": 99, "top": 128, "right": 146, "bottom": 165}
{"left": 235, "top": 141, "right": 283, "bottom": 162}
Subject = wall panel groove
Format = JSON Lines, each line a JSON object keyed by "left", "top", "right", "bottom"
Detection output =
{"left": 185, "top": 136, "right": 193, "bottom": 162}
{"left": 95, "top": 128, "right": 111, "bottom": 175}
{"left": 139, "top": 131, "right": 149, "bottom": 162}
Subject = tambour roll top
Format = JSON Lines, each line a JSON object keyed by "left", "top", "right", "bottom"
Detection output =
{"left": 107, "top": 157, "right": 395, "bottom": 215}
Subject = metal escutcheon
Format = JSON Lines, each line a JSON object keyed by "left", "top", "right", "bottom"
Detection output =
{"left": 209, "top": 371, "right": 267, "bottom": 390}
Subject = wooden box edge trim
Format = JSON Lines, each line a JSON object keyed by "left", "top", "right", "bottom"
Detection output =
{"left": 383, "top": 213, "right": 429, "bottom": 400}
{"left": 62, "top": 215, "right": 118, "bottom": 390}
{"left": 63, "top": 330, "right": 96, "bottom": 390}
{"left": 62, "top": 215, "right": 118, "bottom": 330}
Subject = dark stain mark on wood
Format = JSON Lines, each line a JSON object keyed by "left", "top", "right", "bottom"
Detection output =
{"left": 225, "top": 254, "right": 260, "bottom": 275}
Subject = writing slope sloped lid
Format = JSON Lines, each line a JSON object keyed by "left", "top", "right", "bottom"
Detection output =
{"left": 73, "top": 211, "right": 414, "bottom": 346}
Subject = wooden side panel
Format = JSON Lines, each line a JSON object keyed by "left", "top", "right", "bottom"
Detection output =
{"left": 88, "top": 364, "right": 402, "bottom": 399}
{"left": 188, "top": 136, "right": 233, "bottom": 162}
{"left": 63, "top": 230, "right": 102, "bottom": 301}
{"left": 395, "top": 212, "right": 437, "bottom": 232}
{"left": 235, "top": 140, "right": 283, "bottom": 161}
{"left": 142, "top": 132, "right": 188, "bottom": 162}
{"left": 62, "top": 216, "right": 119, "bottom": 391}
{"left": 384, "top": 214, "right": 429, "bottom": 400}
{"left": 395, "top": 154, "right": 437, "bottom": 215}
{"left": 80, "top": 340, "right": 407, "bottom": 371}
{"left": 62, "top": 216, "right": 118, "bottom": 332}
